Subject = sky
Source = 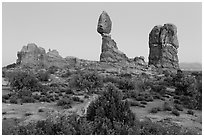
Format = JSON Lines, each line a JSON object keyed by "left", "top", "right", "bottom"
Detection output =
{"left": 2, "top": 2, "right": 202, "bottom": 66}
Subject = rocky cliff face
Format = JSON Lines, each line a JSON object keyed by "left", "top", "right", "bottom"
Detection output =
{"left": 97, "top": 11, "right": 128, "bottom": 63}
{"left": 148, "top": 24, "right": 179, "bottom": 70}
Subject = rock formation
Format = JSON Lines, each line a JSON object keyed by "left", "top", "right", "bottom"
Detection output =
{"left": 16, "top": 43, "right": 67, "bottom": 68}
{"left": 97, "top": 11, "right": 128, "bottom": 63}
{"left": 148, "top": 23, "right": 179, "bottom": 70}
{"left": 47, "top": 49, "right": 67, "bottom": 68}
{"left": 97, "top": 11, "right": 112, "bottom": 35}
{"left": 16, "top": 43, "right": 47, "bottom": 68}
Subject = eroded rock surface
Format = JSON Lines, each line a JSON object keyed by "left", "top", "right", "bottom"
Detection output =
{"left": 148, "top": 24, "right": 179, "bottom": 70}
{"left": 97, "top": 11, "right": 112, "bottom": 35}
{"left": 97, "top": 11, "right": 128, "bottom": 63}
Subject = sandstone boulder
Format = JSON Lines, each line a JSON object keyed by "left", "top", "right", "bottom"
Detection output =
{"left": 97, "top": 11, "right": 112, "bottom": 35}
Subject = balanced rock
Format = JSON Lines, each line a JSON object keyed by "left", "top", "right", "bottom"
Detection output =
{"left": 97, "top": 11, "right": 128, "bottom": 63}
{"left": 97, "top": 11, "right": 112, "bottom": 35}
{"left": 148, "top": 23, "right": 179, "bottom": 70}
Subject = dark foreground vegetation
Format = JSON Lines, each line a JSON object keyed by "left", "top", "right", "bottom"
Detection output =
{"left": 2, "top": 68, "right": 202, "bottom": 135}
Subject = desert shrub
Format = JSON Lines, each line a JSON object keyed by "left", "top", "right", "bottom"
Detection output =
{"left": 9, "top": 97, "right": 18, "bottom": 104}
{"left": 128, "top": 100, "right": 140, "bottom": 106}
{"left": 174, "top": 99, "right": 181, "bottom": 104}
{"left": 2, "top": 94, "right": 10, "bottom": 100}
{"left": 135, "top": 96, "right": 145, "bottom": 101}
{"left": 17, "top": 88, "right": 32, "bottom": 98}
{"left": 7, "top": 71, "right": 39, "bottom": 91}
{"left": 48, "top": 66, "right": 58, "bottom": 74}
{"left": 86, "top": 83, "right": 135, "bottom": 126}
{"left": 151, "top": 85, "right": 166, "bottom": 95}
{"left": 163, "top": 102, "right": 172, "bottom": 111}
{"left": 139, "top": 105, "right": 146, "bottom": 108}
{"left": 69, "top": 71, "right": 103, "bottom": 90}
{"left": 36, "top": 70, "right": 50, "bottom": 81}
{"left": 140, "top": 101, "right": 147, "bottom": 105}
{"left": 58, "top": 93, "right": 63, "bottom": 96}
{"left": 39, "top": 97, "right": 50, "bottom": 103}
{"left": 117, "top": 78, "right": 136, "bottom": 90}
{"left": 21, "top": 96, "right": 35, "bottom": 103}
{"left": 139, "top": 120, "right": 167, "bottom": 135}
{"left": 84, "top": 94, "right": 89, "bottom": 99}
{"left": 65, "top": 88, "right": 74, "bottom": 94}
{"left": 150, "top": 107, "right": 160, "bottom": 113}
{"left": 174, "top": 104, "right": 183, "bottom": 111}
{"left": 103, "top": 75, "right": 119, "bottom": 84}
{"left": 2, "top": 98, "right": 7, "bottom": 103}
{"left": 153, "top": 94, "right": 161, "bottom": 99}
{"left": 145, "top": 96, "right": 154, "bottom": 102}
{"left": 172, "top": 110, "right": 180, "bottom": 116}
{"left": 57, "top": 97, "right": 72, "bottom": 107}
{"left": 72, "top": 96, "right": 83, "bottom": 102}
{"left": 61, "top": 70, "right": 72, "bottom": 78}
{"left": 187, "top": 110, "right": 194, "bottom": 115}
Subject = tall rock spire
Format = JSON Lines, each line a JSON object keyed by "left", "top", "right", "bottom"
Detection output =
{"left": 148, "top": 23, "right": 179, "bottom": 70}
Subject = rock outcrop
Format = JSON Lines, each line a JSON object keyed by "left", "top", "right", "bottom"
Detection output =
{"left": 97, "top": 11, "right": 128, "bottom": 63}
{"left": 16, "top": 43, "right": 47, "bottom": 68}
{"left": 46, "top": 50, "right": 67, "bottom": 68}
{"left": 148, "top": 23, "right": 179, "bottom": 70}
{"left": 16, "top": 43, "right": 67, "bottom": 68}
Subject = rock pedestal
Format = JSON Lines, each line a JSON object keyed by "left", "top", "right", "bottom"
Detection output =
{"left": 97, "top": 11, "right": 128, "bottom": 63}
{"left": 148, "top": 23, "right": 179, "bottom": 70}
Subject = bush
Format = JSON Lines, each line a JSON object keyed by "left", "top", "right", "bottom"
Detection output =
{"left": 129, "top": 100, "right": 140, "bottom": 106}
{"left": 86, "top": 83, "right": 135, "bottom": 126}
{"left": 136, "top": 96, "right": 145, "bottom": 101}
{"left": 187, "top": 110, "right": 194, "bottom": 115}
{"left": 145, "top": 96, "right": 154, "bottom": 102}
{"left": 21, "top": 96, "right": 35, "bottom": 103}
{"left": 2, "top": 98, "right": 7, "bottom": 103}
{"left": 151, "top": 85, "right": 166, "bottom": 95}
{"left": 117, "top": 78, "right": 136, "bottom": 90}
{"left": 174, "top": 104, "right": 183, "bottom": 111}
{"left": 57, "top": 97, "right": 72, "bottom": 107}
{"left": 2, "top": 94, "right": 10, "bottom": 100}
{"left": 72, "top": 96, "right": 83, "bottom": 102}
{"left": 39, "top": 97, "right": 50, "bottom": 103}
{"left": 10, "top": 97, "right": 18, "bottom": 104}
{"left": 65, "top": 88, "right": 74, "bottom": 94}
{"left": 61, "top": 70, "right": 72, "bottom": 77}
{"left": 7, "top": 71, "right": 39, "bottom": 91}
{"left": 140, "top": 101, "right": 147, "bottom": 105}
{"left": 163, "top": 102, "right": 172, "bottom": 111}
{"left": 36, "top": 70, "right": 50, "bottom": 81}
{"left": 174, "top": 99, "right": 181, "bottom": 104}
{"left": 150, "top": 107, "right": 160, "bottom": 113}
{"left": 172, "top": 110, "right": 180, "bottom": 116}
{"left": 69, "top": 71, "right": 103, "bottom": 90}
{"left": 48, "top": 66, "right": 58, "bottom": 74}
